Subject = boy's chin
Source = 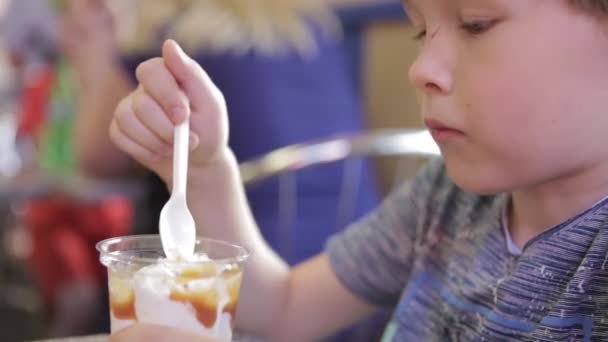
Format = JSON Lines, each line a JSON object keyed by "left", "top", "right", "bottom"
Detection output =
{"left": 445, "top": 166, "right": 511, "bottom": 195}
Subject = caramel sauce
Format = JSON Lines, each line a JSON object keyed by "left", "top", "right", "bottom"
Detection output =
{"left": 108, "top": 263, "right": 242, "bottom": 327}
{"left": 176, "top": 263, "right": 218, "bottom": 282}
{"left": 110, "top": 287, "right": 137, "bottom": 320}
{"left": 169, "top": 265, "right": 242, "bottom": 328}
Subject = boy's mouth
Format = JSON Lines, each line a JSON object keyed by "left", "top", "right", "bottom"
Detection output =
{"left": 424, "top": 118, "right": 465, "bottom": 142}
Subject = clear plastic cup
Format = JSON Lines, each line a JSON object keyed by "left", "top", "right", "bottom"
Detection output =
{"left": 96, "top": 235, "right": 250, "bottom": 341}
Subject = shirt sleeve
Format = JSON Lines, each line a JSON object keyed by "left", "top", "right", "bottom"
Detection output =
{"left": 325, "top": 157, "right": 447, "bottom": 307}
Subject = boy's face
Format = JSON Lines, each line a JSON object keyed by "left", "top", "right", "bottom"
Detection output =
{"left": 406, "top": 0, "right": 608, "bottom": 194}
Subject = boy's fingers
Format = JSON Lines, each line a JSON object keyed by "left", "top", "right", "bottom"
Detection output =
{"left": 135, "top": 58, "right": 190, "bottom": 124}
{"left": 114, "top": 108, "right": 172, "bottom": 157}
{"left": 110, "top": 97, "right": 167, "bottom": 162}
{"left": 109, "top": 120, "right": 162, "bottom": 164}
{"left": 162, "top": 39, "right": 222, "bottom": 113}
{"left": 132, "top": 90, "right": 176, "bottom": 145}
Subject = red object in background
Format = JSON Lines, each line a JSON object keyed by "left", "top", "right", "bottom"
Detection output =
{"left": 17, "top": 64, "right": 55, "bottom": 139}
{"left": 23, "top": 194, "right": 133, "bottom": 309}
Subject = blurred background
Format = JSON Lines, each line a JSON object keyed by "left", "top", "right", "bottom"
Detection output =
{"left": 0, "top": 0, "right": 428, "bottom": 340}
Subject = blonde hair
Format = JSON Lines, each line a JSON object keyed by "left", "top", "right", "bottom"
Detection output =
{"left": 108, "top": 0, "right": 339, "bottom": 58}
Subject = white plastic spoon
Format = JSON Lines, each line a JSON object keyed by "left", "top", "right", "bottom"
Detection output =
{"left": 159, "top": 117, "right": 196, "bottom": 260}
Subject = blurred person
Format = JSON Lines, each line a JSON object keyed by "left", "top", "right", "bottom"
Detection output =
{"left": 1, "top": 0, "right": 58, "bottom": 140}
{"left": 0, "top": 1, "right": 134, "bottom": 338}
{"left": 1, "top": 0, "right": 57, "bottom": 69}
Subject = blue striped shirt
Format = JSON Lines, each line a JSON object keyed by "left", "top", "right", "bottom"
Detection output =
{"left": 327, "top": 158, "right": 608, "bottom": 341}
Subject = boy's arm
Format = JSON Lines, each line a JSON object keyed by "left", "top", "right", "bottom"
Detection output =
{"left": 186, "top": 151, "right": 378, "bottom": 341}
{"left": 267, "top": 254, "right": 378, "bottom": 341}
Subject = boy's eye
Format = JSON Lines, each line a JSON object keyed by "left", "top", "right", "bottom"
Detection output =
{"left": 461, "top": 20, "right": 497, "bottom": 35}
{"left": 411, "top": 19, "right": 497, "bottom": 41}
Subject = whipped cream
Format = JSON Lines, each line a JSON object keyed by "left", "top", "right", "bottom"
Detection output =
{"left": 129, "top": 260, "right": 234, "bottom": 341}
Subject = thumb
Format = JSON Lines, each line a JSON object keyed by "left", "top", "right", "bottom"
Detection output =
{"left": 162, "top": 39, "right": 221, "bottom": 114}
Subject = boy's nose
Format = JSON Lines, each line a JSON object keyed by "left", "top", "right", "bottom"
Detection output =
{"left": 409, "top": 43, "right": 453, "bottom": 96}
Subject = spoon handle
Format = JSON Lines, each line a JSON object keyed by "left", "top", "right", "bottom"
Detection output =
{"left": 172, "top": 119, "right": 189, "bottom": 197}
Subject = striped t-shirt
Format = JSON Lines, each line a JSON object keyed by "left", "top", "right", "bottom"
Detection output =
{"left": 327, "top": 158, "right": 608, "bottom": 341}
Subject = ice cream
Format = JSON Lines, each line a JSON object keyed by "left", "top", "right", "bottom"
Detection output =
{"left": 107, "top": 255, "right": 243, "bottom": 341}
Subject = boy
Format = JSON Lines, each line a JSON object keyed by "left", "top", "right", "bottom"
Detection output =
{"left": 109, "top": 0, "right": 608, "bottom": 340}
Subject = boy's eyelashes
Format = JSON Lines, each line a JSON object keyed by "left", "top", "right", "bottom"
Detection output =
{"left": 461, "top": 19, "right": 499, "bottom": 35}
{"left": 411, "top": 19, "right": 498, "bottom": 41}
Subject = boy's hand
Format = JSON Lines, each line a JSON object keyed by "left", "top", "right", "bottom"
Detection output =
{"left": 109, "top": 323, "right": 221, "bottom": 342}
{"left": 109, "top": 40, "right": 229, "bottom": 183}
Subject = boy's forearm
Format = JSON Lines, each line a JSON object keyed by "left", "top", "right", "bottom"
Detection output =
{"left": 186, "top": 151, "right": 292, "bottom": 334}
{"left": 186, "top": 150, "right": 267, "bottom": 244}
